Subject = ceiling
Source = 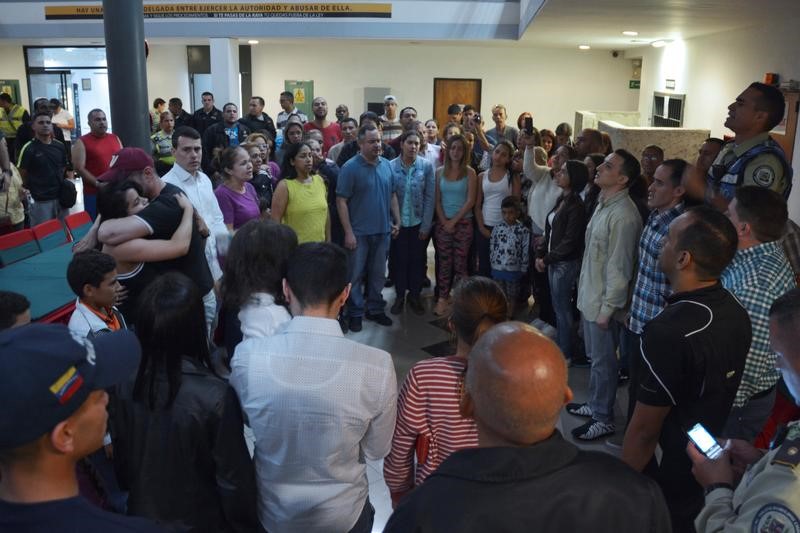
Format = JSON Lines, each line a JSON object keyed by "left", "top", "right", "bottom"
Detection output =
{"left": 521, "top": 0, "right": 800, "bottom": 49}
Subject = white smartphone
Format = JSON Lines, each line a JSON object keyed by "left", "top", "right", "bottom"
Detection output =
{"left": 687, "top": 423, "right": 724, "bottom": 459}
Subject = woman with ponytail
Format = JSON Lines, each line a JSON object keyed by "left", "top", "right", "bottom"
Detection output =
{"left": 383, "top": 276, "right": 508, "bottom": 507}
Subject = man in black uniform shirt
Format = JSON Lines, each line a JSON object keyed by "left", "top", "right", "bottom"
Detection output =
{"left": 95, "top": 148, "right": 214, "bottom": 303}
{"left": 191, "top": 91, "right": 222, "bottom": 136}
{"left": 17, "top": 111, "right": 69, "bottom": 225}
{"left": 622, "top": 206, "right": 752, "bottom": 532}
{"left": 238, "top": 96, "right": 277, "bottom": 140}
{"left": 386, "top": 322, "right": 671, "bottom": 533}
{"left": 168, "top": 97, "right": 194, "bottom": 130}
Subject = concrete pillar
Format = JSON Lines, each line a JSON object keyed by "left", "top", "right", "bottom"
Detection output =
{"left": 102, "top": 0, "right": 150, "bottom": 150}
{"left": 209, "top": 38, "right": 241, "bottom": 109}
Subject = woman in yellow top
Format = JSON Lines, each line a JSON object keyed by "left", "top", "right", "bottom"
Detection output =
{"left": 270, "top": 142, "right": 329, "bottom": 243}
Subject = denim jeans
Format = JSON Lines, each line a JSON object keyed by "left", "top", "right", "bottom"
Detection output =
{"left": 393, "top": 225, "right": 425, "bottom": 298}
{"left": 347, "top": 233, "right": 390, "bottom": 317}
{"left": 548, "top": 260, "right": 579, "bottom": 359}
{"left": 584, "top": 316, "right": 620, "bottom": 424}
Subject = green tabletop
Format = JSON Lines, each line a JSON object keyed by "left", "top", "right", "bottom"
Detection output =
{"left": 0, "top": 244, "right": 75, "bottom": 320}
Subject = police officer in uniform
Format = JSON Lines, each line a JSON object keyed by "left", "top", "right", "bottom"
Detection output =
{"left": 688, "top": 288, "right": 800, "bottom": 532}
{"left": 707, "top": 82, "right": 792, "bottom": 211}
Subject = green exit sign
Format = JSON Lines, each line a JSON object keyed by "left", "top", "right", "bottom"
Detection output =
{"left": 629, "top": 80, "right": 641, "bottom": 89}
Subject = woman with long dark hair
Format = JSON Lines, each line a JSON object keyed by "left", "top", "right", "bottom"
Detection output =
{"left": 271, "top": 141, "right": 329, "bottom": 243}
{"left": 474, "top": 140, "right": 520, "bottom": 277}
{"left": 110, "top": 272, "right": 261, "bottom": 532}
{"left": 220, "top": 219, "right": 298, "bottom": 354}
{"left": 535, "top": 160, "right": 589, "bottom": 362}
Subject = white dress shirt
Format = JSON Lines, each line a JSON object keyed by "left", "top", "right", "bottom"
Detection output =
{"left": 230, "top": 316, "right": 397, "bottom": 533}
{"left": 161, "top": 164, "right": 226, "bottom": 281}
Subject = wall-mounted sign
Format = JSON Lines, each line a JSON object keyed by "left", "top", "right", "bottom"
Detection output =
{"left": 285, "top": 80, "right": 314, "bottom": 118}
{"left": 629, "top": 80, "right": 640, "bottom": 89}
{"left": 45, "top": 3, "right": 392, "bottom": 20}
{"left": 0, "top": 80, "right": 21, "bottom": 103}
{"left": 665, "top": 79, "right": 676, "bottom": 90}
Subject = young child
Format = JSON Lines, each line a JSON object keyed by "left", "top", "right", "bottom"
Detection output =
{"left": 489, "top": 196, "right": 530, "bottom": 317}
{"left": 67, "top": 249, "right": 126, "bottom": 338}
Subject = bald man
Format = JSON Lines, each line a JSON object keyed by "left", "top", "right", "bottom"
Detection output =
{"left": 385, "top": 322, "right": 671, "bottom": 533}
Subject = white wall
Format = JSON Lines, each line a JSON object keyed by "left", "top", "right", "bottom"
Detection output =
{"left": 145, "top": 44, "right": 190, "bottom": 111}
{"left": 0, "top": 45, "right": 29, "bottom": 109}
{"left": 630, "top": 16, "right": 800, "bottom": 219}
{"left": 249, "top": 41, "right": 637, "bottom": 130}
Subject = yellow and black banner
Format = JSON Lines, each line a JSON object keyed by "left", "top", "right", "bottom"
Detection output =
{"left": 45, "top": 3, "right": 392, "bottom": 20}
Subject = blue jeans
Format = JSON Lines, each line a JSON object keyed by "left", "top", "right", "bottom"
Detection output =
{"left": 347, "top": 233, "right": 390, "bottom": 317}
{"left": 584, "top": 317, "right": 620, "bottom": 424}
{"left": 548, "top": 260, "right": 579, "bottom": 359}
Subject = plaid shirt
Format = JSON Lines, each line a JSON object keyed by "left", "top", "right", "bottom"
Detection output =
{"left": 721, "top": 241, "right": 796, "bottom": 407}
{"left": 629, "top": 203, "right": 684, "bottom": 334}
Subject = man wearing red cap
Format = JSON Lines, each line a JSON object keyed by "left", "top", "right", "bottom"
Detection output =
{"left": 0, "top": 323, "right": 160, "bottom": 531}
{"left": 91, "top": 147, "right": 215, "bottom": 330}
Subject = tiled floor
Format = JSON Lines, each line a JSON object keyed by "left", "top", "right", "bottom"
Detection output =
{"left": 354, "top": 276, "right": 630, "bottom": 532}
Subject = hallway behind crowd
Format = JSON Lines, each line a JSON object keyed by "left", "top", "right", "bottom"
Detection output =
{"left": 1, "top": 77, "right": 800, "bottom": 533}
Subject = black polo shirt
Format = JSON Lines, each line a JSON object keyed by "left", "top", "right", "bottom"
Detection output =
{"left": 637, "top": 283, "right": 751, "bottom": 524}
{"left": 134, "top": 182, "right": 213, "bottom": 295}
{"left": 18, "top": 138, "right": 67, "bottom": 201}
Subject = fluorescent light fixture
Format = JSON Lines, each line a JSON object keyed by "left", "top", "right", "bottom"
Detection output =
{"left": 247, "top": 40, "right": 259, "bottom": 45}
{"left": 65, "top": 47, "right": 76, "bottom": 52}
{"left": 622, "top": 31, "right": 638, "bottom": 36}
{"left": 651, "top": 40, "right": 668, "bottom": 48}
{"left": 578, "top": 45, "right": 591, "bottom": 50}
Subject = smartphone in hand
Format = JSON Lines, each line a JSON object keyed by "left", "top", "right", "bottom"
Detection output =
{"left": 687, "top": 423, "right": 724, "bottom": 459}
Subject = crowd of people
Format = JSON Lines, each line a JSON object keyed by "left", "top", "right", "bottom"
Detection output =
{"left": 0, "top": 80, "right": 799, "bottom": 532}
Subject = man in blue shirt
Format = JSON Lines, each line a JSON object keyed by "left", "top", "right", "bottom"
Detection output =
{"left": 336, "top": 125, "right": 399, "bottom": 332}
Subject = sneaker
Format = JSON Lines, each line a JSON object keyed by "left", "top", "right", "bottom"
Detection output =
{"left": 407, "top": 296, "right": 425, "bottom": 315}
{"left": 572, "top": 419, "right": 615, "bottom": 441}
{"left": 566, "top": 402, "right": 593, "bottom": 418}
{"left": 433, "top": 298, "right": 450, "bottom": 317}
{"left": 390, "top": 298, "right": 405, "bottom": 315}
{"left": 349, "top": 316, "right": 363, "bottom": 332}
{"left": 366, "top": 312, "right": 393, "bottom": 326}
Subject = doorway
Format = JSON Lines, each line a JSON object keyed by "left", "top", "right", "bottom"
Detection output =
{"left": 24, "top": 46, "right": 111, "bottom": 137}
{"left": 433, "top": 78, "right": 482, "bottom": 130}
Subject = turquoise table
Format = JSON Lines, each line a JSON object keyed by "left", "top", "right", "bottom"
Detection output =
{"left": 0, "top": 244, "right": 75, "bottom": 321}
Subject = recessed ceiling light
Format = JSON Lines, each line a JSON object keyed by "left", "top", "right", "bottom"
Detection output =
{"left": 247, "top": 40, "right": 259, "bottom": 45}
{"left": 651, "top": 40, "right": 667, "bottom": 48}
{"left": 622, "top": 31, "right": 638, "bottom": 36}
{"left": 578, "top": 45, "right": 591, "bottom": 50}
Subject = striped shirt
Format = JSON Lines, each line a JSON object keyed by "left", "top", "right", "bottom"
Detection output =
{"left": 721, "top": 241, "right": 796, "bottom": 406}
{"left": 383, "top": 356, "right": 478, "bottom": 500}
{"left": 629, "top": 203, "right": 684, "bottom": 334}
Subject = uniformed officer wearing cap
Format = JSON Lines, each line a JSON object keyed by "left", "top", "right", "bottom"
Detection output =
{"left": 0, "top": 324, "right": 161, "bottom": 531}
{"left": 706, "top": 82, "right": 792, "bottom": 212}
{"left": 688, "top": 288, "right": 800, "bottom": 532}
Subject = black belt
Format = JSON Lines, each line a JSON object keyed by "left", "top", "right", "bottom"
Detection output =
{"left": 751, "top": 385, "right": 776, "bottom": 400}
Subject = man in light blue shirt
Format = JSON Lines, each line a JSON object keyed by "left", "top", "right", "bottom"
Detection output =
{"left": 336, "top": 124, "right": 399, "bottom": 332}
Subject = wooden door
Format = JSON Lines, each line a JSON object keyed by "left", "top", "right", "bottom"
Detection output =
{"left": 773, "top": 90, "right": 799, "bottom": 164}
{"left": 433, "top": 78, "right": 481, "bottom": 131}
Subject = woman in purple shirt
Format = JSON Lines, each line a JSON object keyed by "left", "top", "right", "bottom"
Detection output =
{"left": 213, "top": 146, "right": 261, "bottom": 232}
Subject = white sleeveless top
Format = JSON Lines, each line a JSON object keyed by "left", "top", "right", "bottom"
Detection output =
{"left": 482, "top": 172, "right": 512, "bottom": 227}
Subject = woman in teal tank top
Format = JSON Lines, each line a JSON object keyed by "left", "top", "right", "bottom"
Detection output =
{"left": 433, "top": 134, "right": 477, "bottom": 316}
